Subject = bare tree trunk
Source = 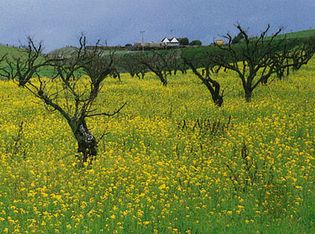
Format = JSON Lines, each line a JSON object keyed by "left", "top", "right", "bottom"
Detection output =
{"left": 71, "top": 119, "right": 97, "bottom": 163}
{"left": 136, "top": 72, "right": 145, "bottom": 79}
{"left": 214, "top": 93, "right": 224, "bottom": 107}
{"left": 244, "top": 89, "right": 252, "bottom": 102}
{"left": 180, "top": 69, "right": 187, "bottom": 74}
{"left": 260, "top": 77, "right": 269, "bottom": 85}
{"left": 202, "top": 79, "right": 223, "bottom": 107}
{"left": 157, "top": 72, "right": 168, "bottom": 86}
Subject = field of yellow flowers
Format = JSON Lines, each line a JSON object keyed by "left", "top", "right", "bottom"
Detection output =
{"left": 0, "top": 59, "right": 314, "bottom": 233}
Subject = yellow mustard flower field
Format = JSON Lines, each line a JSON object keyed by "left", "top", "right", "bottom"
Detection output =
{"left": 0, "top": 59, "right": 314, "bottom": 233}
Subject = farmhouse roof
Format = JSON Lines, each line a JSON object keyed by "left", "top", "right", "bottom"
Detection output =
{"left": 170, "top": 37, "right": 179, "bottom": 43}
{"left": 161, "top": 37, "right": 170, "bottom": 43}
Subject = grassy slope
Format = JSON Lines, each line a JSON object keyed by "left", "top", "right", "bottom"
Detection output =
{"left": 279, "top": 29, "right": 315, "bottom": 39}
{"left": 0, "top": 44, "right": 56, "bottom": 78}
{"left": 0, "top": 44, "right": 25, "bottom": 58}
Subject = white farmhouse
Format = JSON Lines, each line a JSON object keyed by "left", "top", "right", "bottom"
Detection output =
{"left": 161, "top": 37, "right": 180, "bottom": 47}
{"left": 161, "top": 38, "right": 170, "bottom": 44}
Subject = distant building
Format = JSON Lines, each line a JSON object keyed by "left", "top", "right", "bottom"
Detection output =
{"left": 161, "top": 37, "right": 180, "bottom": 47}
{"left": 214, "top": 39, "right": 225, "bottom": 46}
{"left": 161, "top": 38, "right": 170, "bottom": 44}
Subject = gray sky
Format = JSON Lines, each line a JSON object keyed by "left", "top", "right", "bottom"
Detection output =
{"left": 0, "top": 0, "right": 314, "bottom": 51}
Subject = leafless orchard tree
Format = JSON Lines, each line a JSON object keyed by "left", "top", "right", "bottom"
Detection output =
{"left": 4, "top": 36, "right": 126, "bottom": 163}
{"left": 140, "top": 50, "right": 178, "bottom": 86}
{"left": 182, "top": 52, "right": 224, "bottom": 107}
{"left": 118, "top": 53, "right": 146, "bottom": 79}
{"left": 213, "top": 24, "right": 314, "bottom": 102}
{"left": 270, "top": 39, "right": 315, "bottom": 82}
{"left": 169, "top": 51, "right": 188, "bottom": 75}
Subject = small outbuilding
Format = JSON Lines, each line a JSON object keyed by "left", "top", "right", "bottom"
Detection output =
{"left": 214, "top": 39, "right": 225, "bottom": 46}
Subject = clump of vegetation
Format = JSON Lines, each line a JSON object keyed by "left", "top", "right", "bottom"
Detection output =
{"left": 190, "top": 39, "right": 202, "bottom": 46}
{"left": 178, "top": 37, "right": 189, "bottom": 46}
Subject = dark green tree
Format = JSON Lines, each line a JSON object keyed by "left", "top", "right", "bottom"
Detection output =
{"left": 190, "top": 40, "right": 202, "bottom": 46}
{"left": 178, "top": 37, "right": 189, "bottom": 46}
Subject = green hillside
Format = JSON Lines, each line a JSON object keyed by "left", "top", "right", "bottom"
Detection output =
{"left": 279, "top": 28, "right": 315, "bottom": 39}
{"left": 0, "top": 44, "right": 25, "bottom": 57}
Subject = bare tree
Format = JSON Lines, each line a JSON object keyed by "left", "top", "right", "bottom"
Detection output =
{"left": 284, "top": 39, "right": 314, "bottom": 72}
{"left": 4, "top": 36, "right": 126, "bottom": 163}
{"left": 263, "top": 38, "right": 315, "bottom": 83}
{"left": 118, "top": 53, "right": 146, "bottom": 79}
{"left": 212, "top": 24, "right": 313, "bottom": 102}
{"left": 168, "top": 50, "right": 188, "bottom": 75}
{"left": 182, "top": 52, "right": 224, "bottom": 107}
{"left": 140, "top": 50, "right": 177, "bottom": 86}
